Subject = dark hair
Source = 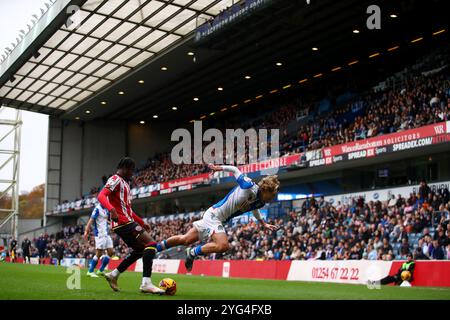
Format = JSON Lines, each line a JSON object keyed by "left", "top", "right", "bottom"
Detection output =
{"left": 117, "top": 157, "right": 135, "bottom": 170}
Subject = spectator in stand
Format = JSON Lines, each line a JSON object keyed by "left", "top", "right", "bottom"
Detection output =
{"left": 414, "top": 247, "right": 429, "bottom": 260}
{"left": 419, "top": 179, "right": 431, "bottom": 204}
{"left": 429, "top": 239, "right": 445, "bottom": 260}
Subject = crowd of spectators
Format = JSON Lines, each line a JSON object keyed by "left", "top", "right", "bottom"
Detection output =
{"left": 223, "top": 183, "right": 450, "bottom": 261}
{"left": 69, "top": 58, "right": 449, "bottom": 205}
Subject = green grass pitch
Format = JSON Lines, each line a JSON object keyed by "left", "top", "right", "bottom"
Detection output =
{"left": 0, "top": 263, "right": 449, "bottom": 300}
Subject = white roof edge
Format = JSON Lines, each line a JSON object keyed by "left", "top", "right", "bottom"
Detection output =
{"left": 0, "top": 0, "right": 71, "bottom": 79}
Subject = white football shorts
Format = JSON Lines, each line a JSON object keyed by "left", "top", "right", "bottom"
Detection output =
{"left": 192, "top": 208, "right": 226, "bottom": 242}
{"left": 95, "top": 235, "right": 113, "bottom": 250}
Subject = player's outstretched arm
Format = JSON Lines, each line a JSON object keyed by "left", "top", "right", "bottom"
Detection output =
{"left": 208, "top": 164, "right": 255, "bottom": 189}
{"left": 252, "top": 210, "right": 278, "bottom": 231}
{"left": 208, "top": 164, "right": 242, "bottom": 179}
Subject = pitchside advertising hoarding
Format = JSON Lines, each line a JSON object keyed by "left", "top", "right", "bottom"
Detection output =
{"left": 51, "top": 121, "right": 450, "bottom": 214}
{"left": 104, "top": 258, "right": 450, "bottom": 287}
{"left": 324, "top": 180, "right": 450, "bottom": 206}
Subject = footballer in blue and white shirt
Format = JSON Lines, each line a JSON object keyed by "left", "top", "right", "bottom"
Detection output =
{"left": 84, "top": 204, "right": 114, "bottom": 277}
{"left": 155, "top": 164, "right": 280, "bottom": 272}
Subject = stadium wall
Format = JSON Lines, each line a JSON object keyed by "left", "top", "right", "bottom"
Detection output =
{"left": 46, "top": 118, "right": 178, "bottom": 212}
{"left": 128, "top": 122, "right": 177, "bottom": 167}
{"left": 104, "top": 259, "right": 450, "bottom": 287}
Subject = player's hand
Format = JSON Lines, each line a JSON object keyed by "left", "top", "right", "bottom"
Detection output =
{"left": 208, "top": 164, "right": 223, "bottom": 172}
{"left": 263, "top": 223, "right": 279, "bottom": 231}
{"left": 83, "top": 232, "right": 89, "bottom": 241}
{"left": 110, "top": 208, "right": 118, "bottom": 222}
{"left": 143, "top": 223, "right": 151, "bottom": 232}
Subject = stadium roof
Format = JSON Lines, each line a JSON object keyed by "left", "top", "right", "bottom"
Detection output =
{"left": 0, "top": 0, "right": 233, "bottom": 115}
{"left": 0, "top": 0, "right": 448, "bottom": 122}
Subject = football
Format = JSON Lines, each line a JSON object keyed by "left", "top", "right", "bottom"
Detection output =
{"left": 159, "top": 278, "right": 177, "bottom": 295}
{"left": 401, "top": 270, "right": 411, "bottom": 281}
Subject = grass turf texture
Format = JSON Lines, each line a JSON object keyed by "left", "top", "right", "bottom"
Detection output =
{"left": 1, "top": 263, "right": 449, "bottom": 300}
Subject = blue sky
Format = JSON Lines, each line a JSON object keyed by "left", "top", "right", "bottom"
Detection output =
{"left": 0, "top": 0, "right": 50, "bottom": 193}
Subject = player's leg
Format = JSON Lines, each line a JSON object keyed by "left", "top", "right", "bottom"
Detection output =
{"left": 87, "top": 248, "right": 103, "bottom": 277}
{"left": 379, "top": 274, "right": 397, "bottom": 285}
{"left": 195, "top": 232, "right": 230, "bottom": 254}
{"left": 135, "top": 230, "right": 164, "bottom": 294}
{"left": 105, "top": 251, "right": 142, "bottom": 292}
{"left": 185, "top": 230, "right": 229, "bottom": 272}
{"left": 98, "top": 238, "right": 114, "bottom": 274}
{"left": 105, "top": 224, "right": 143, "bottom": 291}
{"left": 157, "top": 227, "right": 199, "bottom": 252}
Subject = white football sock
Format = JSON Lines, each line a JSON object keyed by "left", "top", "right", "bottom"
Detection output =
{"left": 111, "top": 269, "right": 120, "bottom": 278}
{"left": 142, "top": 277, "right": 151, "bottom": 286}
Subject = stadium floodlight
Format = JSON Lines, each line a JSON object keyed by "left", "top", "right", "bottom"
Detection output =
{"left": 432, "top": 29, "right": 446, "bottom": 36}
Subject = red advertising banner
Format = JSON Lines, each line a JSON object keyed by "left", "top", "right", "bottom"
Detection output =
{"left": 159, "top": 173, "right": 210, "bottom": 190}
{"left": 322, "top": 121, "right": 448, "bottom": 157}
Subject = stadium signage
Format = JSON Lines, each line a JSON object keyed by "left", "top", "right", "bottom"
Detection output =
{"left": 287, "top": 260, "right": 392, "bottom": 284}
{"left": 160, "top": 173, "right": 210, "bottom": 190}
{"left": 322, "top": 121, "right": 448, "bottom": 157}
{"left": 195, "top": 0, "right": 273, "bottom": 42}
{"left": 237, "top": 154, "right": 298, "bottom": 174}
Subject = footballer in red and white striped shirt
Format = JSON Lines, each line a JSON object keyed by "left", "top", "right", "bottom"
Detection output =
{"left": 97, "top": 157, "right": 164, "bottom": 294}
